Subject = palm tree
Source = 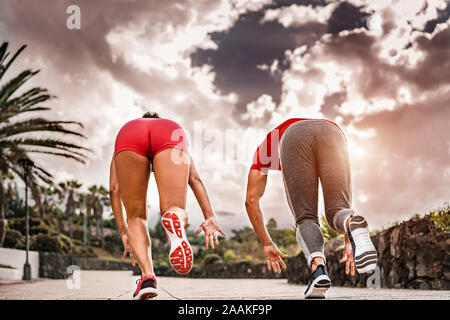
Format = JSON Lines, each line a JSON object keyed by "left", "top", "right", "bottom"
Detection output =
{"left": 58, "top": 180, "right": 82, "bottom": 239}
{"left": 88, "top": 185, "right": 110, "bottom": 248}
{"left": 0, "top": 42, "right": 90, "bottom": 246}
{"left": 40, "top": 185, "right": 63, "bottom": 228}
{"left": 78, "top": 192, "right": 89, "bottom": 244}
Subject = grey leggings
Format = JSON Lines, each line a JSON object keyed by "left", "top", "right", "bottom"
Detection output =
{"left": 279, "top": 120, "right": 354, "bottom": 266}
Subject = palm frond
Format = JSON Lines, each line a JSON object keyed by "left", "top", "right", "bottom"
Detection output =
{"left": 0, "top": 118, "right": 86, "bottom": 139}
{"left": 0, "top": 43, "right": 9, "bottom": 64}
{"left": 0, "top": 42, "right": 90, "bottom": 222}
{"left": 0, "top": 43, "right": 27, "bottom": 81}
{"left": 0, "top": 70, "right": 39, "bottom": 107}
{"left": 26, "top": 150, "right": 86, "bottom": 164}
{"left": 3, "top": 87, "right": 51, "bottom": 110}
{"left": 4, "top": 137, "right": 91, "bottom": 153}
{"left": 2, "top": 91, "right": 54, "bottom": 118}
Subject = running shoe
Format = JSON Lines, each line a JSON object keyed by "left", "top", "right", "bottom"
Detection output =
{"left": 348, "top": 215, "right": 378, "bottom": 273}
{"left": 304, "top": 264, "right": 331, "bottom": 299}
{"left": 133, "top": 274, "right": 158, "bottom": 300}
{"left": 161, "top": 211, "right": 193, "bottom": 274}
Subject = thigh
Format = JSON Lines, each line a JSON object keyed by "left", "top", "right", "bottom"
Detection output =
{"left": 114, "top": 151, "right": 151, "bottom": 219}
{"left": 315, "top": 123, "right": 352, "bottom": 214}
{"left": 152, "top": 148, "right": 190, "bottom": 213}
{"left": 280, "top": 123, "right": 319, "bottom": 225}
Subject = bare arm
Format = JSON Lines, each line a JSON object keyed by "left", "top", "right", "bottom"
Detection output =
{"left": 189, "top": 157, "right": 226, "bottom": 249}
{"left": 188, "top": 158, "right": 214, "bottom": 220}
{"left": 245, "top": 169, "right": 287, "bottom": 273}
{"left": 109, "top": 159, "right": 127, "bottom": 236}
{"left": 245, "top": 169, "right": 271, "bottom": 245}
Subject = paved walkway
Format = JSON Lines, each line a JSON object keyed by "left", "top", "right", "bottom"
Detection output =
{"left": 0, "top": 271, "right": 448, "bottom": 300}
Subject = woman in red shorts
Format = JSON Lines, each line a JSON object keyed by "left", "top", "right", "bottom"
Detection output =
{"left": 109, "top": 112, "right": 225, "bottom": 300}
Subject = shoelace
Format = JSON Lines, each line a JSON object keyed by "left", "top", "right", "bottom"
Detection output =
{"left": 136, "top": 277, "right": 144, "bottom": 285}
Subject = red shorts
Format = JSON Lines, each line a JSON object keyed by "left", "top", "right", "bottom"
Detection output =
{"left": 114, "top": 118, "right": 189, "bottom": 159}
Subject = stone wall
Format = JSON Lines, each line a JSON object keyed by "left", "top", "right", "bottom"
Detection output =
{"left": 286, "top": 217, "right": 450, "bottom": 290}
{"left": 39, "top": 252, "right": 133, "bottom": 279}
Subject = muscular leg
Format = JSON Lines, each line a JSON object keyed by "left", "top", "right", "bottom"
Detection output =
{"left": 315, "top": 122, "right": 354, "bottom": 234}
{"left": 280, "top": 121, "right": 325, "bottom": 268}
{"left": 114, "top": 151, "right": 154, "bottom": 276}
{"left": 152, "top": 148, "right": 190, "bottom": 222}
{"left": 153, "top": 149, "right": 192, "bottom": 273}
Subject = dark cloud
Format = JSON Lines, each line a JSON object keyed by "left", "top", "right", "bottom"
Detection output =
{"left": 191, "top": 0, "right": 371, "bottom": 121}
{"left": 403, "top": 25, "right": 450, "bottom": 90}
{"left": 327, "top": 1, "right": 369, "bottom": 34}
{"left": 191, "top": 10, "right": 296, "bottom": 116}
{"left": 424, "top": 0, "right": 450, "bottom": 33}
{"left": 0, "top": 0, "right": 217, "bottom": 99}
{"left": 320, "top": 91, "right": 351, "bottom": 123}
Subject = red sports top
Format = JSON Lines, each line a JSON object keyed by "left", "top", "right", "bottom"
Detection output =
{"left": 250, "top": 118, "right": 339, "bottom": 173}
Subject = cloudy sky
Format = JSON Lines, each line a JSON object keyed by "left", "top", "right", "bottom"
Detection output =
{"left": 1, "top": 0, "right": 449, "bottom": 235}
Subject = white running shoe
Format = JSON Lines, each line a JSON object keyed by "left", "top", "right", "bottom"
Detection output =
{"left": 348, "top": 215, "right": 378, "bottom": 274}
{"left": 161, "top": 211, "right": 193, "bottom": 274}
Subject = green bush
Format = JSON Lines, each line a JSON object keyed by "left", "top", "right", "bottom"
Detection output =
{"left": 30, "top": 223, "right": 53, "bottom": 235}
{"left": 429, "top": 203, "right": 450, "bottom": 233}
{"left": 29, "top": 233, "right": 76, "bottom": 254}
{"left": 203, "top": 253, "right": 223, "bottom": 265}
{"left": 3, "top": 229, "right": 25, "bottom": 249}
{"left": 8, "top": 217, "right": 40, "bottom": 235}
{"left": 30, "top": 234, "right": 62, "bottom": 253}
{"left": 7, "top": 217, "right": 57, "bottom": 236}
{"left": 59, "top": 234, "right": 75, "bottom": 254}
{"left": 223, "top": 249, "right": 236, "bottom": 262}
{"left": 320, "top": 215, "right": 340, "bottom": 243}
{"left": 104, "top": 233, "right": 122, "bottom": 245}
{"left": 104, "top": 241, "right": 118, "bottom": 254}
{"left": 73, "top": 239, "right": 83, "bottom": 246}
{"left": 89, "top": 238, "right": 102, "bottom": 247}
{"left": 104, "top": 233, "right": 123, "bottom": 254}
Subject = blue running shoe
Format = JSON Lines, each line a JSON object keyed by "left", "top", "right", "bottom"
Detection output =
{"left": 304, "top": 264, "right": 331, "bottom": 299}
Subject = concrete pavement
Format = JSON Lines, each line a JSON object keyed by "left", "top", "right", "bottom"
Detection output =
{"left": 0, "top": 271, "right": 448, "bottom": 300}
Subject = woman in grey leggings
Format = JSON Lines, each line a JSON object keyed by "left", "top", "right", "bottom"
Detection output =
{"left": 245, "top": 118, "right": 377, "bottom": 298}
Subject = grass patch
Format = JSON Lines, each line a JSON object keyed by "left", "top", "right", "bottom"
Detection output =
{"left": 429, "top": 202, "right": 450, "bottom": 233}
{"left": 89, "top": 247, "right": 123, "bottom": 262}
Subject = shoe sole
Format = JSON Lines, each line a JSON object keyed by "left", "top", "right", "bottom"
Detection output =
{"left": 161, "top": 212, "right": 193, "bottom": 274}
{"left": 349, "top": 216, "right": 377, "bottom": 274}
{"left": 133, "top": 287, "right": 158, "bottom": 300}
{"left": 304, "top": 275, "right": 331, "bottom": 299}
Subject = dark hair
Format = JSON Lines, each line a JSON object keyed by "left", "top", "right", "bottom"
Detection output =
{"left": 142, "top": 111, "right": 160, "bottom": 118}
